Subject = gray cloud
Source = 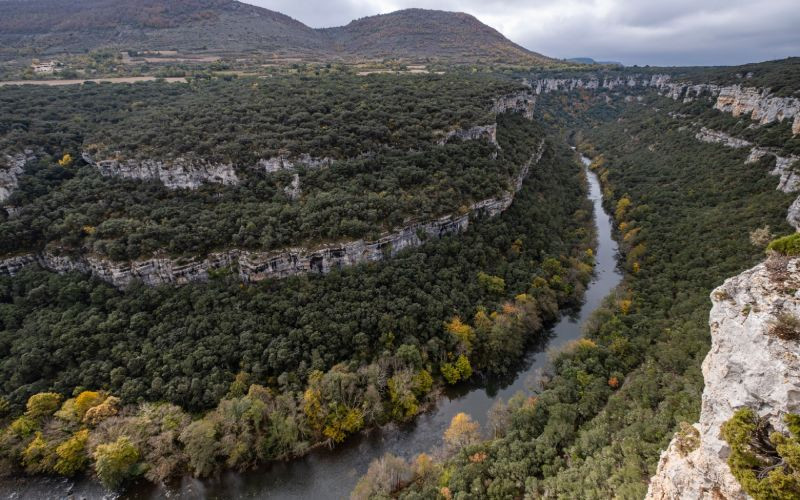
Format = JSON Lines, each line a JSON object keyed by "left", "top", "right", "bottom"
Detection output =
{"left": 250, "top": 0, "right": 800, "bottom": 66}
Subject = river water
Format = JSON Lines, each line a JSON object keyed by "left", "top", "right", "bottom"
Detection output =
{"left": 1, "top": 155, "right": 621, "bottom": 500}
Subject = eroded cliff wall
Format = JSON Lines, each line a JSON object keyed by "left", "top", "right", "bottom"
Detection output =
{"left": 646, "top": 256, "right": 800, "bottom": 500}
{"left": 2, "top": 139, "right": 545, "bottom": 288}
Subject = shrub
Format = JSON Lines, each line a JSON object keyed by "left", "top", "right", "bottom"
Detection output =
{"left": 675, "top": 422, "right": 700, "bottom": 456}
{"left": 721, "top": 408, "right": 800, "bottom": 499}
{"left": 770, "top": 313, "right": 800, "bottom": 341}
{"left": 767, "top": 233, "right": 800, "bottom": 256}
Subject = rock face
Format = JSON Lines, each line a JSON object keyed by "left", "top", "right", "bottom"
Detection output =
{"left": 492, "top": 91, "right": 536, "bottom": 119}
{"left": 715, "top": 86, "right": 800, "bottom": 131}
{"left": 0, "top": 151, "right": 34, "bottom": 202}
{"left": 529, "top": 74, "right": 800, "bottom": 135}
{"left": 3, "top": 140, "right": 546, "bottom": 288}
{"left": 746, "top": 148, "right": 800, "bottom": 193}
{"left": 689, "top": 127, "right": 800, "bottom": 227}
{"left": 256, "top": 154, "right": 333, "bottom": 173}
{"left": 646, "top": 257, "right": 800, "bottom": 500}
{"left": 437, "top": 124, "right": 498, "bottom": 146}
{"left": 82, "top": 153, "right": 240, "bottom": 189}
{"left": 695, "top": 127, "right": 752, "bottom": 148}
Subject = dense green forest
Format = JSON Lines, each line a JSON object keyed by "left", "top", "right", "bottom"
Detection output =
{"left": 0, "top": 128, "right": 596, "bottom": 486}
{"left": 374, "top": 82, "right": 796, "bottom": 499}
{"left": 1, "top": 74, "right": 537, "bottom": 260}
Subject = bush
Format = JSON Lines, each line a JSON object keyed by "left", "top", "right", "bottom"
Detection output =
{"left": 721, "top": 408, "right": 800, "bottom": 499}
{"left": 770, "top": 313, "right": 800, "bottom": 341}
{"left": 767, "top": 233, "right": 800, "bottom": 256}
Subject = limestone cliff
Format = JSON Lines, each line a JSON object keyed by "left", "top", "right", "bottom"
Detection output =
{"left": 436, "top": 124, "right": 498, "bottom": 147}
{"left": 646, "top": 256, "right": 800, "bottom": 500}
{"left": 2, "top": 140, "right": 545, "bottom": 288}
{"left": 0, "top": 151, "right": 34, "bottom": 202}
{"left": 81, "top": 153, "right": 240, "bottom": 189}
{"left": 529, "top": 74, "right": 800, "bottom": 135}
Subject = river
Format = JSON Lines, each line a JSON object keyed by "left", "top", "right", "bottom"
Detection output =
{"left": 1, "top": 154, "right": 621, "bottom": 500}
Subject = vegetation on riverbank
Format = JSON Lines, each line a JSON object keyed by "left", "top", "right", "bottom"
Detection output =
{"left": 372, "top": 84, "right": 795, "bottom": 499}
{"left": 0, "top": 133, "right": 595, "bottom": 488}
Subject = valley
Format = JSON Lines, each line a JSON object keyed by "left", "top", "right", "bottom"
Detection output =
{"left": 0, "top": 2, "right": 799, "bottom": 499}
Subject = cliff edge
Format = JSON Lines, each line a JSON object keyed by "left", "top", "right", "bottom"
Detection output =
{"left": 646, "top": 256, "right": 800, "bottom": 499}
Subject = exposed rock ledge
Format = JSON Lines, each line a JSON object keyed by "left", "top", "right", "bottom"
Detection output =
{"left": 695, "top": 127, "right": 752, "bottom": 149}
{"left": 81, "top": 153, "right": 239, "bottom": 190}
{"left": 1, "top": 140, "right": 546, "bottom": 288}
{"left": 529, "top": 74, "right": 800, "bottom": 135}
{"left": 646, "top": 257, "right": 800, "bottom": 500}
{"left": 436, "top": 124, "right": 498, "bottom": 147}
{"left": 0, "top": 151, "right": 35, "bottom": 202}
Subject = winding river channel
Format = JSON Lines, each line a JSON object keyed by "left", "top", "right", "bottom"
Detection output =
{"left": 1, "top": 154, "right": 621, "bottom": 500}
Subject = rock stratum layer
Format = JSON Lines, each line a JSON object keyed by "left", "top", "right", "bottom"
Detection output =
{"left": 529, "top": 74, "right": 800, "bottom": 135}
{"left": 81, "top": 153, "right": 240, "bottom": 190}
{"left": 646, "top": 257, "right": 800, "bottom": 500}
{"left": 1, "top": 139, "right": 545, "bottom": 288}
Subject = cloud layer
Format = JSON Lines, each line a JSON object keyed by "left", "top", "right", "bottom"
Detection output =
{"left": 252, "top": 0, "right": 800, "bottom": 66}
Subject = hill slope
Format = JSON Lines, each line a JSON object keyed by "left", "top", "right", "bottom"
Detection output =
{"left": 0, "top": 0, "right": 552, "bottom": 64}
{"left": 324, "top": 9, "right": 551, "bottom": 64}
{"left": 0, "top": 0, "right": 328, "bottom": 56}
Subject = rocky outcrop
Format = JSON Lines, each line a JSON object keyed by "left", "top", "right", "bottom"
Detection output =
{"left": 436, "top": 124, "right": 498, "bottom": 146}
{"left": 646, "top": 257, "right": 800, "bottom": 500}
{"left": 746, "top": 148, "right": 800, "bottom": 193}
{"left": 284, "top": 173, "right": 301, "bottom": 201}
{"left": 529, "top": 74, "right": 800, "bottom": 134}
{"left": 4, "top": 140, "right": 546, "bottom": 288}
{"left": 81, "top": 153, "right": 239, "bottom": 190}
{"left": 689, "top": 127, "right": 800, "bottom": 219}
{"left": 0, "top": 151, "right": 34, "bottom": 202}
{"left": 256, "top": 154, "right": 333, "bottom": 173}
{"left": 695, "top": 127, "right": 752, "bottom": 148}
{"left": 492, "top": 91, "right": 536, "bottom": 119}
{"left": 715, "top": 85, "right": 800, "bottom": 132}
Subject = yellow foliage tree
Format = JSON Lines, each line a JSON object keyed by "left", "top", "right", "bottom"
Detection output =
{"left": 615, "top": 196, "right": 632, "bottom": 220}
{"left": 445, "top": 317, "right": 475, "bottom": 352}
{"left": 443, "top": 412, "right": 481, "bottom": 451}
{"left": 58, "top": 153, "right": 73, "bottom": 167}
{"left": 54, "top": 429, "right": 89, "bottom": 476}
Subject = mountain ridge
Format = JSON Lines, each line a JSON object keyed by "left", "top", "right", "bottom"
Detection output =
{"left": 0, "top": 0, "right": 552, "bottom": 64}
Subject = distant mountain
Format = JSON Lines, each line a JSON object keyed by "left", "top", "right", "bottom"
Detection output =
{"left": 566, "top": 57, "right": 623, "bottom": 66}
{"left": 0, "top": 0, "right": 553, "bottom": 64}
{"left": 324, "top": 9, "right": 551, "bottom": 64}
{"left": 0, "top": 0, "right": 326, "bottom": 56}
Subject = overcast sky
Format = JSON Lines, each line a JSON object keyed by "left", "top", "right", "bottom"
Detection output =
{"left": 250, "top": 0, "right": 800, "bottom": 66}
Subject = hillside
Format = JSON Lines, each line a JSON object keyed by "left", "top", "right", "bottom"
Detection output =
{"left": 0, "top": 1, "right": 552, "bottom": 64}
{"left": 324, "top": 9, "right": 551, "bottom": 64}
{"left": 0, "top": 0, "right": 327, "bottom": 56}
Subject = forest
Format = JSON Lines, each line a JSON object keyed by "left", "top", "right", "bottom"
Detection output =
{"left": 0, "top": 74, "right": 534, "bottom": 260}
{"left": 0, "top": 125, "right": 596, "bottom": 486}
{"left": 364, "top": 77, "right": 797, "bottom": 499}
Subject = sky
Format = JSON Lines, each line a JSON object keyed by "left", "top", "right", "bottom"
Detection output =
{"left": 250, "top": 0, "right": 800, "bottom": 67}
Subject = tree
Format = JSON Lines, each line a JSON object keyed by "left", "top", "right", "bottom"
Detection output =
{"left": 93, "top": 436, "right": 141, "bottom": 489}
{"left": 54, "top": 429, "right": 90, "bottom": 476}
{"left": 25, "top": 392, "right": 62, "bottom": 420}
{"left": 58, "top": 153, "right": 74, "bottom": 167}
{"left": 179, "top": 418, "right": 219, "bottom": 477}
{"left": 444, "top": 413, "right": 481, "bottom": 452}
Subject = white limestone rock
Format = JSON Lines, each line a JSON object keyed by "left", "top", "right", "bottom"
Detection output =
{"left": 646, "top": 258, "right": 800, "bottom": 500}
{"left": 0, "top": 151, "right": 34, "bottom": 202}
{"left": 82, "top": 153, "right": 239, "bottom": 190}
{"left": 695, "top": 127, "right": 753, "bottom": 148}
